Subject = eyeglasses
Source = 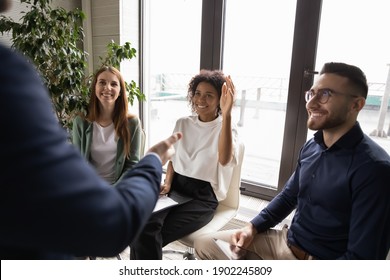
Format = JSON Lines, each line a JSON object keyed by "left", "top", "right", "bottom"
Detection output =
{"left": 305, "top": 88, "right": 359, "bottom": 104}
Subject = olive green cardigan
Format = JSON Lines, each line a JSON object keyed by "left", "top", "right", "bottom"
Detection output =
{"left": 72, "top": 115, "right": 143, "bottom": 185}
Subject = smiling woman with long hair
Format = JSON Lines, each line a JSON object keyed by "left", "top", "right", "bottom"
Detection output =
{"left": 72, "top": 66, "right": 143, "bottom": 185}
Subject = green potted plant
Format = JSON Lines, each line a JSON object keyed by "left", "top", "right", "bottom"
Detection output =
{"left": 0, "top": 0, "right": 144, "bottom": 131}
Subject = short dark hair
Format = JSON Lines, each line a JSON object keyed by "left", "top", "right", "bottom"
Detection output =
{"left": 320, "top": 62, "right": 368, "bottom": 99}
{"left": 187, "top": 69, "right": 226, "bottom": 115}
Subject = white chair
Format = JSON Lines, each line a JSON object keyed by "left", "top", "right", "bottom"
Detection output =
{"left": 164, "top": 142, "right": 245, "bottom": 259}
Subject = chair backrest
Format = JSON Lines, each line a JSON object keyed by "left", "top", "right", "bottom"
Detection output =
{"left": 219, "top": 141, "right": 245, "bottom": 210}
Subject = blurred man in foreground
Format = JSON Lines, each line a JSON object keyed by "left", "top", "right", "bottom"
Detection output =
{"left": 0, "top": 0, "right": 182, "bottom": 259}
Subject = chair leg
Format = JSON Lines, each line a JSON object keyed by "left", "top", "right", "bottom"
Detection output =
{"left": 163, "top": 249, "right": 186, "bottom": 255}
{"left": 163, "top": 246, "right": 197, "bottom": 260}
{"left": 88, "top": 255, "right": 121, "bottom": 260}
{"left": 183, "top": 247, "right": 197, "bottom": 260}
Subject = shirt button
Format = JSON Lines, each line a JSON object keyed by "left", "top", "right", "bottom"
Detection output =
{"left": 312, "top": 174, "right": 315, "bottom": 178}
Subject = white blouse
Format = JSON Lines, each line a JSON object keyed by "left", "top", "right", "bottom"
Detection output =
{"left": 90, "top": 122, "right": 117, "bottom": 184}
{"left": 171, "top": 115, "right": 238, "bottom": 201}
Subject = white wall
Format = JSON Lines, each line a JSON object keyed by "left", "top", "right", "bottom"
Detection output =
{"left": 0, "top": 0, "right": 26, "bottom": 45}
{"left": 0, "top": 0, "right": 81, "bottom": 46}
{"left": 52, "top": 0, "right": 81, "bottom": 10}
{"left": 120, "top": 0, "right": 140, "bottom": 90}
{"left": 89, "top": 0, "right": 120, "bottom": 71}
{"left": 87, "top": 0, "right": 140, "bottom": 114}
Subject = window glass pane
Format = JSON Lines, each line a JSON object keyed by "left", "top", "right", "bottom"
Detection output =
{"left": 145, "top": 0, "right": 202, "bottom": 150}
{"left": 313, "top": 0, "right": 390, "bottom": 154}
{"left": 223, "top": 0, "right": 297, "bottom": 188}
{"left": 121, "top": 0, "right": 140, "bottom": 116}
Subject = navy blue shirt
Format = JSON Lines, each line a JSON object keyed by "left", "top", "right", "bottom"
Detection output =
{"left": 251, "top": 122, "right": 390, "bottom": 259}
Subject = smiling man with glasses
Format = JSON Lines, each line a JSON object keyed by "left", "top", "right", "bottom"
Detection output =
{"left": 305, "top": 63, "right": 368, "bottom": 147}
{"left": 195, "top": 62, "right": 390, "bottom": 260}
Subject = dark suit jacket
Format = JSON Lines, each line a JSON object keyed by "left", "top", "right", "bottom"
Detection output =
{"left": 0, "top": 45, "right": 161, "bottom": 259}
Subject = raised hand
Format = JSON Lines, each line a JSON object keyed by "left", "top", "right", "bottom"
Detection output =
{"left": 220, "top": 75, "right": 236, "bottom": 116}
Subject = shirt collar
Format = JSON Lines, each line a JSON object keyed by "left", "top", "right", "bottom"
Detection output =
{"left": 313, "top": 122, "right": 364, "bottom": 151}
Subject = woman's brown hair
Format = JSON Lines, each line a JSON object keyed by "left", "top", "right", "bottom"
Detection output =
{"left": 86, "top": 65, "right": 134, "bottom": 158}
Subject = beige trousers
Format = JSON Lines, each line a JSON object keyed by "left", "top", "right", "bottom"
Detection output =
{"left": 194, "top": 225, "right": 297, "bottom": 260}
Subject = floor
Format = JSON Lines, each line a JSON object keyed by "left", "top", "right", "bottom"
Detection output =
{"left": 95, "top": 194, "right": 274, "bottom": 260}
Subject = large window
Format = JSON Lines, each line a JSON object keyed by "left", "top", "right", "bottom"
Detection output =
{"left": 143, "top": 0, "right": 202, "bottom": 150}
{"left": 311, "top": 0, "right": 390, "bottom": 155}
{"left": 140, "top": 0, "right": 389, "bottom": 200}
{"left": 223, "top": 0, "right": 296, "bottom": 188}
{"left": 142, "top": 0, "right": 320, "bottom": 200}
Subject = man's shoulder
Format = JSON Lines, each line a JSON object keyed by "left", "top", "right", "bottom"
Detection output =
{"left": 0, "top": 44, "right": 31, "bottom": 71}
{"left": 301, "top": 137, "right": 320, "bottom": 153}
{"left": 360, "top": 134, "right": 390, "bottom": 163}
{"left": 0, "top": 44, "right": 14, "bottom": 58}
{"left": 1, "top": 44, "right": 44, "bottom": 93}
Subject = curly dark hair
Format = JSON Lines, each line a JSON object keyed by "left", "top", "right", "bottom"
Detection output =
{"left": 187, "top": 69, "right": 226, "bottom": 115}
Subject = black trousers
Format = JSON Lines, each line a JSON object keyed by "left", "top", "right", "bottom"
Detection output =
{"left": 130, "top": 172, "right": 218, "bottom": 260}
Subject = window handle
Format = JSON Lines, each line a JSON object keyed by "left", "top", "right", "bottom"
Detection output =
{"left": 304, "top": 69, "right": 319, "bottom": 77}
